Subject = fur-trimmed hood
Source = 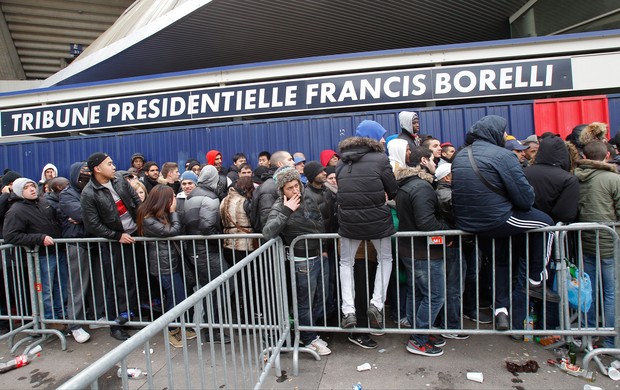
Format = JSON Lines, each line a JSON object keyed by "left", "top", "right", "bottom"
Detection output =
{"left": 575, "top": 158, "right": 617, "bottom": 172}
{"left": 574, "top": 158, "right": 618, "bottom": 183}
{"left": 394, "top": 165, "right": 435, "bottom": 184}
{"left": 338, "top": 137, "right": 385, "bottom": 164}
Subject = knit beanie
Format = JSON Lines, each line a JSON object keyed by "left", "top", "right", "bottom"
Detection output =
{"left": 303, "top": 161, "right": 325, "bottom": 183}
{"left": 180, "top": 170, "right": 198, "bottom": 184}
{"left": 273, "top": 166, "right": 301, "bottom": 195}
{"left": 12, "top": 178, "right": 36, "bottom": 199}
{"left": 185, "top": 159, "right": 200, "bottom": 171}
{"left": 1, "top": 170, "right": 21, "bottom": 188}
{"left": 356, "top": 120, "right": 387, "bottom": 141}
{"left": 399, "top": 111, "right": 418, "bottom": 134}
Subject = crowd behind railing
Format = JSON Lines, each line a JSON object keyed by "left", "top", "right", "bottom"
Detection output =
{"left": 0, "top": 113, "right": 619, "bottom": 363}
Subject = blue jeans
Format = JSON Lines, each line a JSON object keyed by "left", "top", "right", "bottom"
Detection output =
{"left": 443, "top": 246, "right": 466, "bottom": 329}
{"left": 401, "top": 257, "right": 445, "bottom": 344}
{"left": 296, "top": 256, "right": 329, "bottom": 345}
{"left": 39, "top": 252, "right": 68, "bottom": 320}
{"left": 160, "top": 272, "right": 186, "bottom": 311}
{"left": 584, "top": 255, "right": 615, "bottom": 348}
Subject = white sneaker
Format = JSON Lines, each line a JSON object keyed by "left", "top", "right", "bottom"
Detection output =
{"left": 72, "top": 328, "right": 91, "bottom": 343}
{"left": 306, "top": 336, "right": 331, "bottom": 355}
{"left": 89, "top": 317, "right": 109, "bottom": 329}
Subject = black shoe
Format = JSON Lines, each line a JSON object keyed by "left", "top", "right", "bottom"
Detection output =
{"left": 366, "top": 304, "right": 384, "bottom": 330}
{"left": 464, "top": 310, "right": 493, "bottom": 324}
{"left": 524, "top": 282, "right": 560, "bottom": 303}
{"left": 110, "top": 326, "right": 130, "bottom": 341}
{"left": 347, "top": 334, "right": 377, "bottom": 349}
{"left": 429, "top": 334, "right": 446, "bottom": 347}
{"left": 495, "top": 312, "right": 509, "bottom": 331}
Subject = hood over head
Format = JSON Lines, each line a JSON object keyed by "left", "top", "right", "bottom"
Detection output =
{"left": 320, "top": 150, "right": 339, "bottom": 167}
{"left": 206, "top": 150, "right": 222, "bottom": 166}
{"left": 198, "top": 165, "right": 219, "bottom": 190}
{"left": 355, "top": 120, "right": 387, "bottom": 141}
{"left": 387, "top": 138, "right": 408, "bottom": 169}
{"left": 399, "top": 111, "right": 418, "bottom": 134}
{"left": 338, "top": 136, "right": 385, "bottom": 164}
{"left": 69, "top": 161, "right": 89, "bottom": 189}
{"left": 534, "top": 137, "right": 571, "bottom": 171}
{"left": 469, "top": 115, "right": 508, "bottom": 147}
{"left": 40, "top": 163, "right": 58, "bottom": 183}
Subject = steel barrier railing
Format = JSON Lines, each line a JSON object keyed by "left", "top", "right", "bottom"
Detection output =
{"left": 288, "top": 223, "right": 619, "bottom": 377}
{"left": 57, "top": 237, "right": 289, "bottom": 390}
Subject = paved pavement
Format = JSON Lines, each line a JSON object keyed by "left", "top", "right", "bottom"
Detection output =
{"left": 1, "top": 325, "right": 619, "bottom": 389}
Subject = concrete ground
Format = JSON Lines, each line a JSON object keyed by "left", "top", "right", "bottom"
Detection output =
{"left": 1, "top": 325, "right": 619, "bottom": 390}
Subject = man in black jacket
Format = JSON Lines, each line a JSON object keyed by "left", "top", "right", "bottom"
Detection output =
{"left": 3, "top": 177, "right": 68, "bottom": 326}
{"left": 336, "top": 120, "right": 399, "bottom": 343}
{"left": 250, "top": 150, "right": 294, "bottom": 230}
{"left": 395, "top": 147, "right": 450, "bottom": 357}
{"left": 452, "top": 115, "right": 558, "bottom": 331}
{"left": 80, "top": 152, "right": 142, "bottom": 341}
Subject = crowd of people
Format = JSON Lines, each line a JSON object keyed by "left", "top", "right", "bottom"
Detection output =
{"left": 0, "top": 111, "right": 619, "bottom": 358}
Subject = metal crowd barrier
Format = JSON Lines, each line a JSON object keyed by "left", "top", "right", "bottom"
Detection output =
{"left": 288, "top": 223, "right": 620, "bottom": 377}
{"left": 58, "top": 237, "right": 289, "bottom": 390}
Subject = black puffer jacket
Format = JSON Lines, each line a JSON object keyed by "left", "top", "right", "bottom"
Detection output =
{"left": 250, "top": 167, "right": 277, "bottom": 231}
{"left": 143, "top": 213, "right": 182, "bottom": 276}
{"left": 3, "top": 194, "right": 62, "bottom": 255}
{"left": 524, "top": 137, "right": 579, "bottom": 224}
{"left": 80, "top": 172, "right": 141, "bottom": 240}
{"left": 336, "top": 137, "right": 398, "bottom": 240}
{"left": 395, "top": 166, "right": 450, "bottom": 260}
{"left": 262, "top": 190, "right": 325, "bottom": 258}
{"left": 452, "top": 115, "right": 534, "bottom": 233}
{"left": 304, "top": 184, "right": 338, "bottom": 233}
{"left": 59, "top": 162, "right": 88, "bottom": 238}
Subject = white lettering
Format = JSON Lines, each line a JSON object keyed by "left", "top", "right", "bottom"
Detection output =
{"left": 121, "top": 102, "right": 135, "bottom": 121}
{"left": 338, "top": 80, "right": 358, "bottom": 102}
{"left": 545, "top": 64, "right": 553, "bottom": 86}
{"left": 170, "top": 97, "right": 186, "bottom": 116}
{"left": 411, "top": 74, "right": 427, "bottom": 96}
{"left": 148, "top": 99, "right": 161, "bottom": 118}
{"left": 529, "top": 65, "right": 543, "bottom": 87}
{"left": 499, "top": 68, "right": 513, "bottom": 89}
{"left": 359, "top": 78, "right": 381, "bottom": 100}
{"left": 435, "top": 73, "right": 451, "bottom": 94}
{"left": 107, "top": 104, "right": 120, "bottom": 122}
{"left": 383, "top": 76, "right": 400, "bottom": 98}
{"left": 245, "top": 89, "right": 257, "bottom": 110}
{"left": 71, "top": 107, "right": 88, "bottom": 127}
{"left": 42, "top": 111, "right": 54, "bottom": 128}
{"left": 11, "top": 113, "right": 21, "bottom": 132}
{"left": 201, "top": 93, "right": 219, "bottom": 113}
{"left": 454, "top": 71, "right": 476, "bottom": 93}
{"left": 479, "top": 70, "right": 496, "bottom": 91}
{"left": 89, "top": 105, "right": 100, "bottom": 124}
{"left": 306, "top": 84, "right": 319, "bottom": 105}
{"left": 320, "top": 83, "right": 336, "bottom": 104}
{"left": 221, "top": 91, "right": 235, "bottom": 111}
{"left": 187, "top": 94, "right": 200, "bottom": 115}
{"left": 514, "top": 66, "right": 527, "bottom": 88}
{"left": 285, "top": 86, "right": 297, "bottom": 106}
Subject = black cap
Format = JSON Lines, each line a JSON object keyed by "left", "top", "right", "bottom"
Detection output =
{"left": 87, "top": 152, "right": 109, "bottom": 172}
{"left": 1, "top": 170, "right": 21, "bottom": 187}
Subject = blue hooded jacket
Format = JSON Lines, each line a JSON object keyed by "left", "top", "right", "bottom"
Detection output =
{"left": 452, "top": 115, "right": 535, "bottom": 232}
{"left": 59, "top": 161, "right": 88, "bottom": 238}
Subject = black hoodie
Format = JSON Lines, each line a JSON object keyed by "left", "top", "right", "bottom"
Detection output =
{"left": 524, "top": 137, "right": 579, "bottom": 223}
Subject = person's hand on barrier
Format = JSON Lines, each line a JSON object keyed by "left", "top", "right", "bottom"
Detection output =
{"left": 119, "top": 233, "right": 135, "bottom": 244}
{"left": 283, "top": 194, "right": 301, "bottom": 212}
{"left": 42, "top": 236, "right": 54, "bottom": 246}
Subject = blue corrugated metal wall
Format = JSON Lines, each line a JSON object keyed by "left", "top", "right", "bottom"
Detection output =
{"left": 1, "top": 98, "right": 538, "bottom": 181}
{"left": 608, "top": 93, "right": 620, "bottom": 139}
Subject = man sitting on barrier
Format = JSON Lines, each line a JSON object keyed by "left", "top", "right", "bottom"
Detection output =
{"left": 575, "top": 138, "right": 620, "bottom": 348}
{"left": 3, "top": 177, "right": 68, "bottom": 330}
{"left": 395, "top": 146, "right": 450, "bottom": 357}
{"left": 451, "top": 115, "right": 559, "bottom": 331}
{"left": 81, "top": 152, "right": 141, "bottom": 341}
{"left": 263, "top": 166, "right": 331, "bottom": 355}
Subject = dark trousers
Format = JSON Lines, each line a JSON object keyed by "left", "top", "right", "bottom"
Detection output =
{"left": 477, "top": 208, "right": 553, "bottom": 310}
{"left": 100, "top": 242, "right": 138, "bottom": 320}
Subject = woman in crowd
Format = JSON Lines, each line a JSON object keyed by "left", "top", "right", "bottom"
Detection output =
{"left": 137, "top": 185, "right": 196, "bottom": 347}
